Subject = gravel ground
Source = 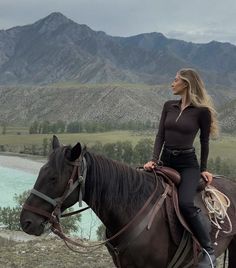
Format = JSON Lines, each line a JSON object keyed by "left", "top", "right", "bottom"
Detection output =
{"left": 0, "top": 232, "right": 115, "bottom": 268}
{"left": 0, "top": 231, "right": 227, "bottom": 268}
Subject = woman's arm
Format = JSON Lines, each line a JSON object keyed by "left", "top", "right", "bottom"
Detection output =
{"left": 199, "top": 107, "right": 212, "bottom": 184}
{"left": 199, "top": 107, "right": 211, "bottom": 172}
{"left": 152, "top": 101, "right": 168, "bottom": 162}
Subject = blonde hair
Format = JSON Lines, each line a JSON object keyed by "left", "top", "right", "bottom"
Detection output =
{"left": 178, "top": 68, "right": 219, "bottom": 138}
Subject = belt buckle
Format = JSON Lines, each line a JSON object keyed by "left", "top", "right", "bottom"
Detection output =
{"left": 172, "top": 150, "right": 180, "bottom": 156}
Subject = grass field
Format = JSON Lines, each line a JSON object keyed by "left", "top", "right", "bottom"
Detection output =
{"left": 0, "top": 126, "right": 236, "bottom": 162}
{"left": 0, "top": 130, "right": 151, "bottom": 146}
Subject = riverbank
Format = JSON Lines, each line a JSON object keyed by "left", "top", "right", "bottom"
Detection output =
{"left": 0, "top": 152, "right": 45, "bottom": 174}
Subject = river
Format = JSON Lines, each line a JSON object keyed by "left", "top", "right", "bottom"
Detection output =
{"left": 0, "top": 154, "right": 101, "bottom": 240}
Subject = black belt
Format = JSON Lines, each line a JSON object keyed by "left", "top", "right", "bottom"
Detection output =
{"left": 164, "top": 147, "right": 195, "bottom": 156}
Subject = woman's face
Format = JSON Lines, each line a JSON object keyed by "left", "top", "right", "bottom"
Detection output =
{"left": 171, "top": 74, "right": 188, "bottom": 96}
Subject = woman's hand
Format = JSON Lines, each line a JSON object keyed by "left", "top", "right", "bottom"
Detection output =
{"left": 143, "top": 161, "right": 157, "bottom": 171}
{"left": 201, "top": 171, "right": 213, "bottom": 185}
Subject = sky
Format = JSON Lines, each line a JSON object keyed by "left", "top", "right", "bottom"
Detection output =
{"left": 0, "top": 0, "right": 236, "bottom": 45}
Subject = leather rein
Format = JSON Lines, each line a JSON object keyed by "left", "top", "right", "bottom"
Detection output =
{"left": 23, "top": 151, "right": 170, "bottom": 253}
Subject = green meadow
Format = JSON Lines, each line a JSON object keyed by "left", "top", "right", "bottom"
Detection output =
{"left": 0, "top": 126, "right": 236, "bottom": 162}
{"left": 0, "top": 129, "right": 146, "bottom": 147}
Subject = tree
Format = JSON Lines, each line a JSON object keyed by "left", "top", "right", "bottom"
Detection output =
{"left": 56, "top": 120, "right": 66, "bottom": 133}
{"left": 133, "top": 138, "right": 153, "bottom": 165}
{"left": 2, "top": 122, "right": 7, "bottom": 135}
{"left": 122, "top": 141, "right": 133, "bottom": 164}
{"left": 67, "top": 122, "right": 81, "bottom": 133}
{"left": 214, "top": 156, "right": 222, "bottom": 174}
{"left": 103, "top": 143, "right": 116, "bottom": 159}
{"left": 42, "top": 138, "right": 48, "bottom": 156}
{"left": 0, "top": 190, "right": 81, "bottom": 234}
{"left": 113, "top": 141, "right": 123, "bottom": 161}
{"left": 90, "top": 141, "right": 103, "bottom": 155}
{"left": 41, "top": 120, "right": 50, "bottom": 134}
{"left": 29, "top": 121, "right": 39, "bottom": 134}
{"left": 96, "top": 224, "right": 106, "bottom": 240}
{"left": 31, "top": 144, "right": 37, "bottom": 155}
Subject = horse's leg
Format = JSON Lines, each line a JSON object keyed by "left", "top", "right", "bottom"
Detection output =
{"left": 228, "top": 236, "right": 236, "bottom": 268}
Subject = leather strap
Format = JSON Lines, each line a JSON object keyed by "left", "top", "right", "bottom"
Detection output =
{"left": 167, "top": 230, "right": 191, "bottom": 268}
{"left": 164, "top": 147, "right": 195, "bottom": 155}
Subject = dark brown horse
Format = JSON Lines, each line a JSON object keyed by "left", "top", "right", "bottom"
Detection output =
{"left": 20, "top": 136, "right": 236, "bottom": 267}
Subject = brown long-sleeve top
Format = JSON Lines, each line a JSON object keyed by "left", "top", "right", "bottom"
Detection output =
{"left": 152, "top": 100, "right": 211, "bottom": 172}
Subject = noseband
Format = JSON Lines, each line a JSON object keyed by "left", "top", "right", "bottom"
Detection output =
{"left": 23, "top": 150, "right": 88, "bottom": 227}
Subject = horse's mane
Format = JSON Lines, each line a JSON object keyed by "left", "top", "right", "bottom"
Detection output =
{"left": 85, "top": 151, "right": 159, "bottom": 216}
{"left": 48, "top": 146, "right": 161, "bottom": 216}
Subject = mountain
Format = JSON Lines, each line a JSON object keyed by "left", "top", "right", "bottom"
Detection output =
{"left": 0, "top": 12, "right": 236, "bottom": 86}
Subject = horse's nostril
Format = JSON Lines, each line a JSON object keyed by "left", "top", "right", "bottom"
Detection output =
{"left": 22, "top": 219, "right": 33, "bottom": 231}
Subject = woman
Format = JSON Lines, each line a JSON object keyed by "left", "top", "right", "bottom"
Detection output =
{"left": 144, "top": 68, "right": 219, "bottom": 268}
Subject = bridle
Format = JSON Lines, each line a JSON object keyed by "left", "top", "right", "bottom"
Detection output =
{"left": 23, "top": 149, "right": 88, "bottom": 231}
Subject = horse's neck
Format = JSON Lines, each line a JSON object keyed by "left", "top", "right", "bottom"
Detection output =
{"left": 83, "top": 153, "right": 143, "bottom": 232}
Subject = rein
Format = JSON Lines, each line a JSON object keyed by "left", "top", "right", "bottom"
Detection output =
{"left": 52, "top": 168, "right": 170, "bottom": 254}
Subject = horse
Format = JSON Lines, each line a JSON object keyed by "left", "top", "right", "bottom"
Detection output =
{"left": 20, "top": 135, "right": 236, "bottom": 267}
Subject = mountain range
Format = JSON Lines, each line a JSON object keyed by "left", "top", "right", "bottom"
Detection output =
{"left": 0, "top": 12, "right": 236, "bottom": 86}
{"left": 0, "top": 13, "right": 236, "bottom": 132}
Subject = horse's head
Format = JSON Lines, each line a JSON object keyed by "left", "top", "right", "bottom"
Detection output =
{"left": 20, "top": 135, "right": 85, "bottom": 236}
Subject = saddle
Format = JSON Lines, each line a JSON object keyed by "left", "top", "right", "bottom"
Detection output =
{"left": 154, "top": 165, "right": 206, "bottom": 191}
{"left": 154, "top": 165, "right": 181, "bottom": 185}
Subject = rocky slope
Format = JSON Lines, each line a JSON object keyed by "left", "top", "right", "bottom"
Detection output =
{"left": 0, "top": 84, "right": 169, "bottom": 124}
{"left": 0, "top": 84, "right": 235, "bottom": 125}
{"left": 218, "top": 97, "right": 236, "bottom": 133}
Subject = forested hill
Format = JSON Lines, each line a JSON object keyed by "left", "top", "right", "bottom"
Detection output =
{"left": 0, "top": 12, "right": 236, "bottom": 86}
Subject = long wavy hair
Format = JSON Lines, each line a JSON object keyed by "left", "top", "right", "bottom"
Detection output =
{"left": 178, "top": 68, "right": 219, "bottom": 138}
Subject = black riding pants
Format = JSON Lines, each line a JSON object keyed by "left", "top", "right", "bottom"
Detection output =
{"left": 160, "top": 147, "right": 201, "bottom": 218}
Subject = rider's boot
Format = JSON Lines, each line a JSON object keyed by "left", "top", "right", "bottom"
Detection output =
{"left": 187, "top": 210, "right": 216, "bottom": 268}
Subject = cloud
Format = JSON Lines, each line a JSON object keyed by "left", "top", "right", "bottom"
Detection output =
{"left": 0, "top": 0, "right": 235, "bottom": 45}
{"left": 166, "top": 28, "right": 236, "bottom": 45}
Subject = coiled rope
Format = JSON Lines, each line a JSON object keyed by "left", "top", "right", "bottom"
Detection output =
{"left": 201, "top": 185, "right": 232, "bottom": 244}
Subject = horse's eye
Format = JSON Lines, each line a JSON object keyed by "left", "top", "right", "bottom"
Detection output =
{"left": 50, "top": 177, "right": 57, "bottom": 183}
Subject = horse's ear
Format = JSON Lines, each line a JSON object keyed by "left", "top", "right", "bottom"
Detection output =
{"left": 52, "top": 135, "right": 60, "bottom": 150}
{"left": 70, "top": 142, "right": 82, "bottom": 161}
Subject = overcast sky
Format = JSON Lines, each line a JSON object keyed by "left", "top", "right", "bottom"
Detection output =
{"left": 0, "top": 0, "right": 236, "bottom": 45}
